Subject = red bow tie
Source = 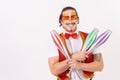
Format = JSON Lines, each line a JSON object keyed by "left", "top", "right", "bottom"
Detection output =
{"left": 64, "top": 33, "right": 78, "bottom": 39}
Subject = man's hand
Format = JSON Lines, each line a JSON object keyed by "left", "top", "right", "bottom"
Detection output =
{"left": 71, "top": 51, "right": 91, "bottom": 62}
{"left": 68, "top": 59, "right": 81, "bottom": 69}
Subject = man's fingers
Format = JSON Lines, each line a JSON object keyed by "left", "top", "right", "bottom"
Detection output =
{"left": 85, "top": 55, "right": 88, "bottom": 58}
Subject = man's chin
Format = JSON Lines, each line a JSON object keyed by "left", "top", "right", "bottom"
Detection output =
{"left": 69, "top": 29, "right": 76, "bottom": 33}
{"left": 70, "top": 29, "right": 73, "bottom": 32}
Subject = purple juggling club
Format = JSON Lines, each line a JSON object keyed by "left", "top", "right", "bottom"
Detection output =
{"left": 88, "top": 29, "right": 112, "bottom": 52}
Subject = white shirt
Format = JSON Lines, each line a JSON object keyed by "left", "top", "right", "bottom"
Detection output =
{"left": 64, "top": 31, "right": 90, "bottom": 80}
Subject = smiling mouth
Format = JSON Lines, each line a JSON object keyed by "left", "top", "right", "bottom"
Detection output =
{"left": 65, "top": 22, "right": 76, "bottom": 26}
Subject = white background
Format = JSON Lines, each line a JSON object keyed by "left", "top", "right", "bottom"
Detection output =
{"left": 0, "top": 0, "right": 120, "bottom": 80}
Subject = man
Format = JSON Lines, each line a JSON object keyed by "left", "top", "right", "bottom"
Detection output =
{"left": 48, "top": 6, "right": 104, "bottom": 80}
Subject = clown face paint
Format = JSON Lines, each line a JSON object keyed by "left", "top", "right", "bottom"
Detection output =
{"left": 61, "top": 9, "right": 79, "bottom": 33}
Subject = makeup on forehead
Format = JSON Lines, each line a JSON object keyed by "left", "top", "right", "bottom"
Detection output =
{"left": 62, "top": 10, "right": 77, "bottom": 16}
{"left": 68, "top": 11, "right": 76, "bottom": 16}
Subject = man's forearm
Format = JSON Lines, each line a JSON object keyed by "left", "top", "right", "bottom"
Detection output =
{"left": 50, "top": 59, "right": 69, "bottom": 76}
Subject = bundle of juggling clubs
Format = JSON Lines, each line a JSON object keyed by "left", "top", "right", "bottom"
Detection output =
{"left": 50, "top": 28, "right": 112, "bottom": 57}
{"left": 81, "top": 28, "right": 112, "bottom": 53}
{"left": 50, "top": 28, "right": 112, "bottom": 79}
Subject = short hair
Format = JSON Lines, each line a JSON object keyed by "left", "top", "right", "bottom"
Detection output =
{"left": 59, "top": 6, "right": 79, "bottom": 26}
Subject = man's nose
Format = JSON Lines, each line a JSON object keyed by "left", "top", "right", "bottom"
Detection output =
{"left": 68, "top": 17, "right": 72, "bottom": 22}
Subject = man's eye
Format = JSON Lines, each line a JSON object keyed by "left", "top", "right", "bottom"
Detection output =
{"left": 62, "top": 16, "right": 69, "bottom": 20}
{"left": 71, "top": 16, "right": 77, "bottom": 20}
